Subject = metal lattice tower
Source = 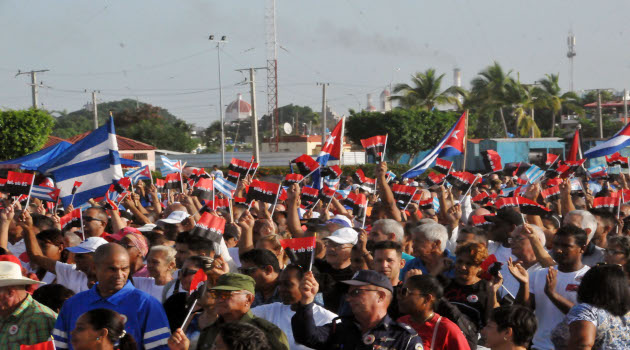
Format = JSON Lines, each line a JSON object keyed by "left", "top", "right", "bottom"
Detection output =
{"left": 567, "top": 31, "right": 576, "bottom": 91}
{"left": 266, "top": 0, "right": 279, "bottom": 151}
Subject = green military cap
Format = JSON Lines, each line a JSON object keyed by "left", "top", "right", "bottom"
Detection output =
{"left": 211, "top": 273, "right": 256, "bottom": 294}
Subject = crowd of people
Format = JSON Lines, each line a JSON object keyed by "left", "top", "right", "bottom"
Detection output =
{"left": 2, "top": 158, "right": 630, "bottom": 350}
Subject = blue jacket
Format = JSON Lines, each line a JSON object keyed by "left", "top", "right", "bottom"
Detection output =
{"left": 400, "top": 249, "right": 456, "bottom": 279}
{"left": 53, "top": 281, "right": 170, "bottom": 350}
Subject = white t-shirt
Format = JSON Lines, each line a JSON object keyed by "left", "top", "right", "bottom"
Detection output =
{"left": 8, "top": 239, "right": 26, "bottom": 258}
{"left": 529, "top": 265, "right": 590, "bottom": 350}
{"left": 132, "top": 277, "right": 175, "bottom": 303}
{"left": 251, "top": 302, "right": 337, "bottom": 350}
{"left": 55, "top": 261, "right": 89, "bottom": 294}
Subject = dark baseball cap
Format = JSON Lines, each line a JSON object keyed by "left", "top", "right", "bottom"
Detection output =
{"left": 485, "top": 208, "right": 523, "bottom": 226}
{"left": 210, "top": 273, "right": 256, "bottom": 294}
{"left": 342, "top": 270, "right": 393, "bottom": 293}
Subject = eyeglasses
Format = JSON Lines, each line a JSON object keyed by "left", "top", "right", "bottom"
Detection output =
{"left": 397, "top": 287, "right": 424, "bottom": 297}
{"left": 238, "top": 266, "right": 260, "bottom": 275}
{"left": 347, "top": 288, "right": 380, "bottom": 297}
{"left": 324, "top": 241, "right": 351, "bottom": 250}
{"left": 507, "top": 236, "right": 527, "bottom": 245}
{"left": 181, "top": 268, "right": 200, "bottom": 277}
{"left": 83, "top": 216, "right": 104, "bottom": 223}
{"left": 208, "top": 290, "right": 249, "bottom": 300}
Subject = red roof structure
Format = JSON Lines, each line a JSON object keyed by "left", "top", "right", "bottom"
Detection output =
{"left": 584, "top": 101, "right": 627, "bottom": 108}
{"left": 46, "top": 133, "right": 156, "bottom": 151}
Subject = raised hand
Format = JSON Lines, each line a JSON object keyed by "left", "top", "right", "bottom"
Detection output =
{"left": 507, "top": 257, "right": 529, "bottom": 284}
{"left": 299, "top": 271, "right": 319, "bottom": 305}
{"left": 544, "top": 266, "right": 558, "bottom": 297}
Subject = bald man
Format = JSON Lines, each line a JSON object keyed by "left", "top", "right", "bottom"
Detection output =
{"left": 53, "top": 243, "right": 171, "bottom": 350}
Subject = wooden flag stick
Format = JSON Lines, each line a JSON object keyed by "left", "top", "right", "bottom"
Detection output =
{"left": 298, "top": 167, "right": 320, "bottom": 184}
{"left": 23, "top": 173, "right": 36, "bottom": 209}
{"left": 79, "top": 210, "right": 85, "bottom": 241}
{"left": 308, "top": 233, "right": 317, "bottom": 272}
{"left": 381, "top": 133, "right": 389, "bottom": 163}
{"left": 270, "top": 184, "right": 283, "bottom": 218}
{"left": 181, "top": 299, "right": 198, "bottom": 331}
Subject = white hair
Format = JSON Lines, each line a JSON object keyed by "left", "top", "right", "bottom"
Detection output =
{"left": 149, "top": 245, "right": 177, "bottom": 264}
{"left": 514, "top": 224, "right": 546, "bottom": 247}
{"left": 372, "top": 219, "right": 404, "bottom": 243}
{"left": 565, "top": 210, "right": 598, "bottom": 242}
{"left": 413, "top": 224, "right": 448, "bottom": 252}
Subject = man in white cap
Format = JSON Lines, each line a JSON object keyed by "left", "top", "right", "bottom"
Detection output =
{"left": 313, "top": 227, "right": 358, "bottom": 311}
{"left": 23, "top": 211, "right": 108, "bottom": 294}
{"left": 0, "top": 261, "right": 57, "bottom": 350}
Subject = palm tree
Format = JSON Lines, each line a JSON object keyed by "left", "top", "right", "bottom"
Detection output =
{"left": 506, "top": 81, "right": 542, "bottom": 137}
{"left": 534, "top": 74, "right": 584, "bottom": 137}
{"left": 392, "top": 68, "right": 463, "bottom": 110}
{"left": 469, "top": 62, "right": 513, "bottom": 137}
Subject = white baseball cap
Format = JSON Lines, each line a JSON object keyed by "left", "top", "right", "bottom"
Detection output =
{"left": 157, "top": 211, "right": 190, "bottom": 225}
{"left": 325, "top": 227, "right": 358, "bottom": 245}
{"left": 66, "top": 237, "right": 109, "bottom": 254}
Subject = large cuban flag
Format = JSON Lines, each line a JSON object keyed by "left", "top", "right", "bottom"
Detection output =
{"left": 38, "top": 117, "right": 123, "bottom": 207}
{"left": 402, "top": 111, "right": 467, "bottom": 178}
{"left": 312, "top": 117, "right": 344, "bottom": 189}
{"left": 584, "top": 122, "right": 630, "bottom": 159}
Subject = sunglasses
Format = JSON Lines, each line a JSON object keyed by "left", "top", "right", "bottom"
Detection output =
{"left": 181, "top": 268, "right": 200, "bottom": 277}
{"left": 83, "top": 216, "right": 104, "bottom": 223}
{"left": 397, "top": 287, "right": 424, "bottom": 297}
{"left": 347, "top": 288, "right": 380, "bottom": 297}
{"left": 208, "top": 290, "right": 249, "bottom": 300}
{"left": 238, "top": 266, "right": 260, "bottom": 275}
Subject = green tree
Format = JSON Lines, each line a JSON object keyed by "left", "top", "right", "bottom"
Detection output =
{"left": 534, "top": 74, "right": 584, "bottom": 137}
{"left": 469, "top": 62, "right": 513, "bottom": 137}
{"left": 260, "top": 104, "right": 320, "bottom": 138}
{"left": 391, "top": 69, "right": 463, "bottom": 110}
{"left": 0, "top": 109, "right": 55, "bottom": 160}
{"left": 346, "top": 108, "right": 461, "bottom": 162}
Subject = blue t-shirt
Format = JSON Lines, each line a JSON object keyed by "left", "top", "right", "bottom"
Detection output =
{"left": 400, "top": 249, "right": 456, "bottom": 279}
{"left": 53, "top": 281, "right": 170, "bottom": 350}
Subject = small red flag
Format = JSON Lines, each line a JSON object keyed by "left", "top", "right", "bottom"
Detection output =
{"left": 189, "top": 268, "right": 208, "bottom": 294}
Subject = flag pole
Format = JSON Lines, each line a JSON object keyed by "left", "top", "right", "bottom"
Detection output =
{"left": 462, "top": 110, "right": 469, "bottom": 172}
{"left": 23, "top": 173, "right": 36, "bottom": 209}
{"left": 229, "top": 197, "right": 234, "bottom": 222}
{"left": 382, "top": 133, "right": 389, "bottom": 163}
{"left": 340, "top": 117, "right": 346, "bottom": 166}
{"left": 308, "top": 233, "right": 317, "bottom": 272}
{"left": 403, "top": 189, "right": 418, "bottom": 212}
{"left": 270, "top": 184, "right": 283, "bottom": 218}
{"left": 181, "top": 299, "right": 198, "bottom": 331}
{"left": 79, "top": 210, "right": 85, "bottom": 241}
{"left": 297, "top": 166, "right": 320, "bottom": 184}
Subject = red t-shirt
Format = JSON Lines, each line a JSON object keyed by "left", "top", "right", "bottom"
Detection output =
{"left": 398, "top": 313, "right": 470, "bottom": 350}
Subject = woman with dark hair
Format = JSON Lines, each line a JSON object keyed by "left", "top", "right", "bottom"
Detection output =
{"left": 213, "top": 322, "right": 271, "bottom": 350}
{"left": 551, "top": 264, "right": 630, "bottom": 349}
{"left": 397, "top": 274, "right": 471, "bottom": 350}
{"left": 480, "top": 305, "right": 537, "bottom": 350}
{"left": 604, "top": 235, "right": 630, "bottom": 278}
{"left": 70, "top": 308, "right": 137, "bottom": 350}
{"left": 32, "top": 283, "right": 74, "bottom": 313}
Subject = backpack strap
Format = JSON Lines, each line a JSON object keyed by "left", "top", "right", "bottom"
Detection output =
{"left": 430, "top": 316, "right": 443, "bottom": 350}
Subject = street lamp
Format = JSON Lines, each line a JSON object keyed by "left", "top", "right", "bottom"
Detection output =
{"left": 209, "top": 35, "right": 228, "bottom": 166}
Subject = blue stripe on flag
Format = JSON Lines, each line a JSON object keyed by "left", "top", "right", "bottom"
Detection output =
{"left": 214, "top": 177, "right": 236, "bottom": 198}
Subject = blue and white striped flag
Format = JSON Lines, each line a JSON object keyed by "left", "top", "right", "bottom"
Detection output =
{"left": 433, "top": 196, "right": 440, "bottom": 213}
{"left": 160, "top": 155, "right": 182, "bottom": 175}
{"left": 214, "top": 177, "right": 236, "bottom": 198}
{"left": 523, "top": 165, "right": 545, "bottom": 184}
{"left": 30, "top": 185, "right": 57, "bottom": 201}
{"left": 38, "top": 117, "right": 123, "bottom": 207}
{"left": 125, "top": 165, "right": 151, "bottom": 184}
{"left": 323, "top": 176, "right": 340, "bottom": 189}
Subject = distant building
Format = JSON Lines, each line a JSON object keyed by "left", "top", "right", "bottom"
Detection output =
{"left": 261, "top": 135, "right": 352, "bottom": 155}
{"left": 380, "top": 89, "right": 392, "bottom": 112}
{"left": 225, "top": 93, "right": 252, "bottom": 123}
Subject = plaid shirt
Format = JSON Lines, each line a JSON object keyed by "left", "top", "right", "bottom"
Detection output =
{"left": 0, "top": 294, "right": 57, "bottom": 350}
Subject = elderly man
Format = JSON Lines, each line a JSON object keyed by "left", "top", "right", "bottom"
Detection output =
{"left": 563, "top": 209, "right": 604, "bottom": 266}
{"left": 0, "top": 261, "right": 57, "bottom": 350}
{"left": 168, "top": 273, "right": 290, "bottom": 350}
{"left": 369, "top": 219, "right": 415, "bottom": 263}
{"left": 401, "top": 223, "right": 455, "bottom": 279}
{"left": 292, "top": 269, "right": 423, "bottom": 349}
{"left": 251, "top": 264, "right": 338, "bottom": 350}
{"left": 53, "top": 243, "right": 171, "bottom": 350}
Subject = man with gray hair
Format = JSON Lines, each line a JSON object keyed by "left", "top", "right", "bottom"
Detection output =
{"left": 368, "top": 219, "right": 414, "bottom": 264}
{"left": 400, "top": 223, "right": 455, "bottom": 279}
{"left": 563, "top": 210, "right": 604, "bottom": 266}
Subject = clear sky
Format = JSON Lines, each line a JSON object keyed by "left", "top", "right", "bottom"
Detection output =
{"left": 1, "top": 0, "right": 629, "bottom": 128}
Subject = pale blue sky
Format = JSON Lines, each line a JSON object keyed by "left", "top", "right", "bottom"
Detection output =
{"left": 1, "top": 0, "right": 628, "bottom": 127}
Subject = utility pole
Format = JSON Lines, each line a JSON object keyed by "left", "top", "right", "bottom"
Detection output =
{"left": 15, "top": 69, "right": 49, "bottom": 109}
{"left": 317, "top": 82, "right": 330, "bottom": 147}
{"left": 597, "top": 89, "right": 603, "bottom": 138}
{"left": 209, "top": 35, "right": 228, "bottom": 166}
{"left": 624, "top": 88, "right": 628, "bottom": 125}
{"left": 236, "top": 67, "right": 266, "bottom": 163}
{"left": 89, "top": 90, "right": 100, "bottom": 130}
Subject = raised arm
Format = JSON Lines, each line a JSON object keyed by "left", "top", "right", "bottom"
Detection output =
{"left": 21, "top": 210, "right": 58, "bottom": 273}
{"left": 375, "top": 162, "right": 402, "bottom": 221}
{"left": 286, "top": 184, "right": 305, "bottom": 237}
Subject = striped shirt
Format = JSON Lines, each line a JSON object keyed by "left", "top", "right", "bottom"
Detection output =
{"left": 0, "top": 294, "right": 57, "bottom": 350}
{"left": 53, "top": 281, "right": 170, "bottom": 350}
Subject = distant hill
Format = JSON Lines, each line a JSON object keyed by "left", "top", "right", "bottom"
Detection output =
{"left": 52, "top": 99, "right": 198, "bottom": 152}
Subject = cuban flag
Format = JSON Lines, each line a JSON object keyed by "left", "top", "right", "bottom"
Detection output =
{"left": 312, "top": 118, "right": 344, "bottom": 189}
{"left": 584, "top": 121, "right": 630, "bottom": 158}
{"left": 587, "top": 165, "right": 608, "bottom": 179}
{"left": 38, "top": 117, "right": 123, "bottom": 207}
{"left": 522, "top": 165, "right": 545, "bottom": 184}
{"left": 214, "top": 176, "right": 236, "bottom": 198}
{"left": 160, "top": 155, "right": 182, "bottom": 175}
{"left": 30, "top": 185, "right": 60, "bottom": 202}
{"left": 124, "top": 165, "right": 152, "bottom": 184}
{"left": 403, "top": 111, "right": 467, "bottom": 178}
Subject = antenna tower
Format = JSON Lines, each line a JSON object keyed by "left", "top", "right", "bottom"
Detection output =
{"left": 266, "top": 0, "right": 279, "bottom": 151}
{"left": 567, "top": 31, "right": 576, "bottom": 91}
